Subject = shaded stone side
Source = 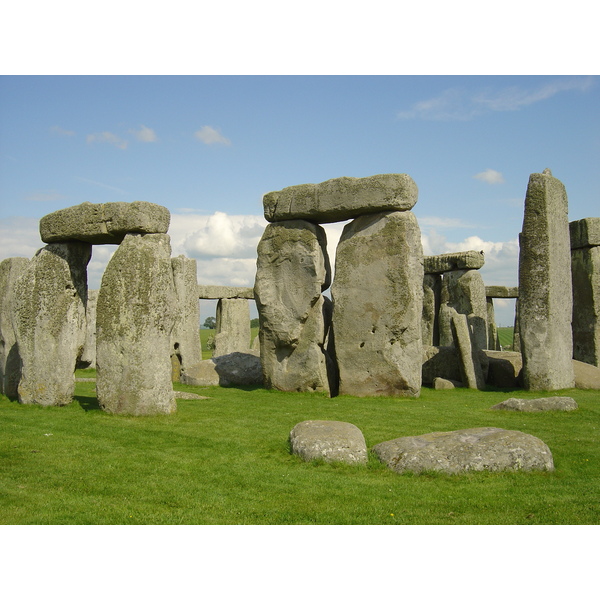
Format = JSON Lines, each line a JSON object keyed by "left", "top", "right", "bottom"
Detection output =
{"left": 254, "top": 220, "right": 335, "bottom": 394}
{"left": 96, "top": 233, "right": 177, "bottom": 415}
{"left": 171, "top": 256, "right": 202, "bottom": 377}
{"left": 486, "top": 297, "right": 500, "bottom": 351}
{"left": 424, "top": 251, "right": 485, "bottom": 274}
{"left": 79, "top": 289, "right": 98, "bottom": 369}
{"left": 12, "top": 243, "right": 91, "bottom": 405}
{"left": 570, "top": 217, "right": 600, "bottom": 250}
{"left": 213, "top": 298, "right": 251, "bottom": 357}
{"left": 518, "top": 170, "right": 574, "bottom": 390}
{"left": 263, "top": 173, "right": 418, "bottom": 224}
{"left": 422, "top": 273, "right": 441, "bottom": 346}
{"left": 0, "top": 257, "right": 30, "bottom": 397}
{"left": 332, "top": 210, "right": 423, "bottom": 397}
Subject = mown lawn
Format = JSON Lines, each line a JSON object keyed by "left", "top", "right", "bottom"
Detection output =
{"left": 1, "top": 372, "right": 598, "bottom": 525}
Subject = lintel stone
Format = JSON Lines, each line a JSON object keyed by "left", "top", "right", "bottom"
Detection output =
{"left": 485, "top": 286, "right": 519, "bottom": 298}
{"left": 197, "top": 285, "right": 254, "bottom": 299}
{"left": 570, "top": 218, "right": 600, "bottom": 249}
{"left": 424, "top": 251, "right": 485, "bottom": 274}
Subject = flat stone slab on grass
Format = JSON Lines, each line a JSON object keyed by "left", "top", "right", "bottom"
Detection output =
{"left": 573, "top": 359, "right": 600, "bottom": 389}
{"left": 491, "top": 397, "right": 578, "bottom": 412}
{"left": 181, "top": 352, "right": 262, "bottom": 387}
{"left": 172, "top": 391, "right": 210, "bottom": 400}
{"left": 289, "top": 420, "right": 368, "bottom": 465}
{"left": 373, "top": 427, "right": 554, "bottom": 474}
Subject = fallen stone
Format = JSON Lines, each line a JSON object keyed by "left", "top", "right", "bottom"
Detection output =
{"left": 424, "top": 251, "right": 485, "bottom": 274}
{"left": 289, "top": 420, "right": 368, "bottom": 464}
{"left": 40, "top": 201, "right": 170, "bottom": 244}
{"left": 181, "top": 351, "right": 263, "bottom": 387}
{"left": 570, "top": 217, "right": 600, "bottom": 250}
{"left": 483, "top": 350, "right": 523, "bottom": 388}
{"left": 433, "top": 377, "right": 463, "bottom": 390}
{"left": 573, "top": 359, "right": 600, "bottom": 389}
{"left": 373, "top": 427, "right": 554, "bottom": 474}
{"left": 491, "top": 397, "right": 578, "bottom": 412}
{"left": 263, "top": 173, "right": 418, "bottom": 224}
{"left": 172, "top": 391, "right": 210, "bottom": 400}
{"left": 422, "top": 345, "right": 462, "bottom": 386}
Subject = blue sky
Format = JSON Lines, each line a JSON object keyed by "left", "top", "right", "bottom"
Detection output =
{"left": 1, "top": 75, "right": 598, "bottom": 324}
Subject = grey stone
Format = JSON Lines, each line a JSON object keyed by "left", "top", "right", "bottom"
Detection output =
{"left": 373, "top": 427, "right": 554, "bottom": 474}
{"left": 254, "top": 220, "right": 335, "bottom": 394}
{"left": 289, "top": 420, "right": 368, "bottom": 464}
{"left": 491, "top": 396, "right": 578, "bottom": 412}
{"left": 78, "top": 289, "right": 98, "bottom": 368}
{"left": 433, "top": 377, "right": 462, "bottom": 390}
{"left": 518, "top": 170, "right": 574, "bottom": 390}
{"left": 424, "top": 251, "right": 485, "bottom": 274}
{"left": 96, "top": 233, "right": 177, "bottom": 415}
{"left": 197, "top": 285, "right": 254, "bottom": 299}
{"left": 263, "top": 173, "right": 418, "bottom": 224}
{"left": 181, "top": 351, "right": 262, "bottom": 387}
{"left": 571, "top": 245, "right": 599, "bottom": 367}
{"left": 171, "top": 256, "right": 201, "bottom": 378}
{"left": 332, "top": 211, "right": 423, "bottom": 397}
{"left": 422, "top": 345, "right": 462, "bottom": 386}
{"left": 483, "top": 350, "right": 523, "bottom": 388}
{"left": 0, "top": 257, "right": 30, "bottom": 397}
{"left": 451, "top": 310, "right": 485, "bottom": 389}
{"left": 213, "top": 298, "right": 251, "bottom": 357}
{"left": 13, "top": 243, "right": 91, "bottom": 405}
{"left": 486, "top": 297, "right": 500, "bottom": 351}
{"left": 173, "top": 391, "right": 210, "bottom": 400}
{"left": 573, "top": 359, "right": 600, "bottom": 389}
{"left": 40, "top": 201, "right": 170, "bottom": 244}
{"left": 570, "top": 217, "right": 600, "bottom": 249}
{"left": 485, "top": 286, "right": 519, "bottom": 299}
{"left": 422, "top": 273, "right": 441, "bottom": 346}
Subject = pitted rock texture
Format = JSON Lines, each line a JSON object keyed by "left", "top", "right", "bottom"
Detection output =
{"left": 424, "top": 251, "right": 485, "bottom": 274}
{"left": 373, "top": 427, "right": 554, "bottom": 474}
{"left": 570, "top": 217, "right": 600, "bottom": 250}
{"left": 263, "top": 173, "right": 418, "bottom": 224}
{"left": 491, "top": 397, "right": 578, "bottom": 412}
{"left": 40, "top": 201, "right": 170, "bottom": 244}
{"left": 289, "top": 420, "right": 368, "bottom": 464}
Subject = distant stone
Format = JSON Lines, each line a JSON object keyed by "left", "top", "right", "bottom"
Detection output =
{"left": 289, "top": 420, "right": 368, "bottom": 464}
{"left": 422, "top": 274, "right": 441, "bottom": 346}
{"left": 570, "top": 217, "right": 600, "bottom": 249}
{"left": 173, "top": 391, "right": 210, "bottom": 400}
{"left": 40, "top": 201, "right": 170, "bottom": 244}
{"left": 197, "top": 285, "right": 254, "bottom": 299}
{"left": 213, "top": 298, "right": 251, "bottom": 357}
{"left": 424, "top": 251, "right": 485, "bottom": 274}
{"left": 573, "top": 359, "right": 600, "bottom": 389}
{"left": 263, "top": 173, "right": 418, "bottom": 224}
{"left": 451, "top": 310, "right": 485, "bottom": 389}
{"left": 181, "top": 351, "right": 262, "bottom": 387}
{"left": 433, "top": 377, "right": 462, "bottom": 390}
{"left": 373, "top": 427, "right": 554, "bottom": 474}
{"left": 483, "top": 350, "right": 523, "bottom": 388}
{"left": 78, "top": 289, "right": 98, "bottom": 369}
{"left": 491, "top": 396, "right": 578, "bottom": 412}
{"left": 485, "top": 286, "right": 519, "bottom": 298}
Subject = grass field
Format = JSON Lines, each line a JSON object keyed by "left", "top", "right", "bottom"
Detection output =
{"left": 497, "top": 327, "right": 514, "bottom": 350}
{"left": 1, "top": 370, "right": 598, "bottom": 525}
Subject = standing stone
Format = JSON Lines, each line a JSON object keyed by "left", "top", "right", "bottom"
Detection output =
{"left": 518, "top": 170, "right": 574, "bottom": 390}
{"left": 12, "top": 243, "right": 91, "bottom": 405}
{"left": 254, "top": 220, "right": 335, "bottom": 394}
{"left": 332, "top": 211, "right": 423, "bottom": 397}
{"left": 451, "top": 310, "right": 485, "bottom": 389}
{"left": 570, "top": 218, "right": 600, "bottom": 367}
{"left": 96, "top": 233, "right": 177, "bottom": 415}
{"left": 79, "top": 289, "right": 98, "bottom": 368}
{"left": 171, "top": 255, "right": 201, "bottom": 377}
{"left": 0, "top": 257, "right": 30, "bottom": 397}
{"left": 213, "top": 298, "right": 251, "bottom": 357}
{"left": 422, "top": 273, "right": 441, "bottom": 346}
{"left": 486, "top": 297, "right": 500, "bottom": 351}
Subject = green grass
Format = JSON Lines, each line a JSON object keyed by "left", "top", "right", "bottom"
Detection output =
{"left": 497, "top": 327, "right": 514, "bottom": 350}
{"left": 1, "top": 372, "right": 598, "bottom": 525}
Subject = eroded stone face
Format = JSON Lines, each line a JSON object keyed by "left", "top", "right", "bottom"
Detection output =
{"left": 96, "top": 233, "right": 177, "bottom": 415}
{"left": 213, "top": 298, "right": 251, "bottom": 357}
{"left": 263, "top": 174, "right": 418, "bottom": 224}
{"left": 331, "top": 210, "right": 423, "bottom": 397}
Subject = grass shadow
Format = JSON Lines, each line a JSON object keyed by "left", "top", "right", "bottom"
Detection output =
{"left": 73, "top": 394, "right": 101, "bottom": 411}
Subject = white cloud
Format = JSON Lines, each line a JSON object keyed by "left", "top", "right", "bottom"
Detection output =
{"left": 50, "top": 125, "right": 75, "bottom": 136}
{"left": 86, "top": 131, "right": 128, "bottom": 150}
{"left": 130, "top": 125, "right": 157, "bottom": 143}
{"left": 0, "top": 217, "right": 43, "bottom": 263}
{"left": 417, "top": 216, "right": 474, "bottom": 229}
{"left": 194, "top": 126, "right": 231, "bottom": 146}
{"left": 473, "top": 169, "right": 505, "bottom": 185}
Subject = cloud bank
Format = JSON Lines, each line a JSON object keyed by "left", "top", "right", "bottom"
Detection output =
{"left": 194, "top": 126, "right": 231, "bottom": 146}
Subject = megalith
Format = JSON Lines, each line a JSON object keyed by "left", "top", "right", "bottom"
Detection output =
{"left": 0, "top": 257, "right": 30, "bottom": 397}
{"left": 12, "top": 243, "right": 91, "bottom": 405}
{"left": 570, "top": 217, "right": 600, "bottom": 367}
{"left": 518, "top": 170, "right": 574, "bottom": 390}
{"left": 78, "top": 289, "right": 98, "bottom": 368}
{"left": 331, "top": 210, "right": 424, "bottom": 397}
{"left": 422, "top": 273, "right": 441, "bottom": 346}
{"left": 213, "top": 298, "right": 251, "bottom": 357}
{"left": 96, "top": 233, "right": 177, "bottom": 415}
{"left": 254, "top": 219, "right": 335, "bottom": 394}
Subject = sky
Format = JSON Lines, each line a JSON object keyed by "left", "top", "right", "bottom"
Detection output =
{"left": 1, "top": 75, "right": 599, "bottom": 324}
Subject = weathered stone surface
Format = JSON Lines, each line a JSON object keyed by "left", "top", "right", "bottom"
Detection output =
{"left": 573, "top": 359, "right": 600, "bottom": 389}
{"left": 0, "top": 257, "right": 30, "bottom": 397}
{"left": 78, "top": 289, "right": 98, "bottom": 369}
{"left": 518, "top": 170, "right": 574, "bottom": 390}
{"left": 373, "top": 427, "right": 554, "bottom": 474}
{"left": 171, "top": 255, "right": 201, "bottom": 378}
{"left": 451, "top": 311, "right": 485, "bottom": 389}
{"left": 40, "top": 201, "right": 170, "bottom": 244}
{"left": 486, "top": 297, "right": 500, "bottom": 351}
{"left": 197, "top": 285, "right": 254, "bottom": 299}
{"left": 332, "top": 211, "right": 423, "bottom": 397}
{"left": 289, "top": 420, "right": 368, "bottom": 464}
{"left": 173, "top": 391, "right": 210, "bottom": 400}
{"left": 254, "top": 220, "right": 335, "bottom": 394}
{"left": 96, "top": 233, "right": 177, "bottom": 415}
{"left": 485, "top": 286, "right": 519, "bottom": 298}
{"left": 433, "top": 377, "right": 462, "bottom": 390}
{"left": 483, "top": 350, "right": 523, "bottom": 388}
{"left": 13, "top": 243, "right": 91, "bottom": 405}
{"left": 422, "top": 273, "right": 441, "bottom": 346}
{"left": 181, "top": 351, "right": 262, "bottom": 387}
{"left": 263, "top": 174, "right": 418, "bottom": 224}
{"left": 213, "top": 298, "right": 251, "bottom": 357}
{"left": 422, "top": 345, "right": 461, "bottom": 386}
{"left": 491, "top": 396, "right": 578, "bottom": 412}
{"left": 424, "top": 251, "right": 485, "bottom": 274}
{"left": 570, "top": 217, "right": 600, "bottom": 249}
{"left": 571, "top": 245, "right": 599, "bottom": 367}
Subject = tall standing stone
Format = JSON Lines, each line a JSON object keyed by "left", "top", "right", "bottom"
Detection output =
{"left": 254, "top": 220, "right": 335, "bottom": 394}
{"left": 518, "top": 170, "right": 574, "bottom": 390}
{"left": 486, "top": 297, "right": 500, "bottom": 351}
{"left": 79, "top": 289, "right": 98, "bottom": 368}
{"left": 12, "top": 243, "right": 91, "bottom": 405}
{"left": 332, "top": 210, "right": 423, "bottom": 397}
{"left": 422, "top": 273, "right": 441, "bottom": 346}
{"left": 213, "top": 298, "right": 251, "bottom": 357}
{"left": 0, "top": 257, "right": 30, "bottom": 397}
{"left": 96, "top": 233, "right": 177, "bottom": 415}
